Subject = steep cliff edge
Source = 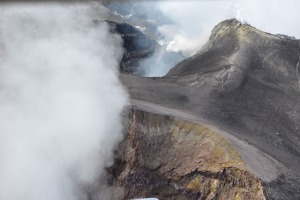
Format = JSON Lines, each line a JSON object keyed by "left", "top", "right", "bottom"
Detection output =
{"left": 108, "top": 108, "right": 265, "bottom": 200}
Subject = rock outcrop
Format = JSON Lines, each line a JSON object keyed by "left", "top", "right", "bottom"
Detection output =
{"left": 108, "top": 108, "right": 265, "bottom": 200}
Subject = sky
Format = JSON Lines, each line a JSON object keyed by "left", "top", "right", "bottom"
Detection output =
{"left": 154, "top": 0, "right": 300, "bottom": 56}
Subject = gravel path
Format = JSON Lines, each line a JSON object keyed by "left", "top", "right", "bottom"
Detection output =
{"left": 130, "top": 99, "right": 284, "bottom": 182}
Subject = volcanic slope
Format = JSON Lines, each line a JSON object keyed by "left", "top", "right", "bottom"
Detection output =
{"left": 121, "top": 19, "right": 300, "bottom": 199}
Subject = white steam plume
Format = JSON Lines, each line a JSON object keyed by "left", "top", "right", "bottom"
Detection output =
{"left": 154, "top": 1, "right": 233, "bottom": 57}
{"left": 0, "top": 3, "right": 127, "bottom": 200}
{"left": 154, "top": 0, "right": 300, "bottom": 57}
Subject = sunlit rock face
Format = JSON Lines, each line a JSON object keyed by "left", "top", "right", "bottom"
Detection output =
{"left": 108, "top": 109, "right": 265, "bottom": 200}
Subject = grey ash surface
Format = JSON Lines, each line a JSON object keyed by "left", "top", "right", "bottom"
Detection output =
{"left": 121, "top": 19, "right": 300, "bottom": 199}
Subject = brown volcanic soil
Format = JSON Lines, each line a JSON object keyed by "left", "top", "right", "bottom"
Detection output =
{"left": 120, "top": 19, "right": 300, "bottom": 199}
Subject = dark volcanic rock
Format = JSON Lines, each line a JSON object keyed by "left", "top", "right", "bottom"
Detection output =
{"left": 108, "top": 21, "right": 157, "bottom": 74}
{"left": 105, "top": 2, "right": 169, "bottom": 41}
{"left": 121, "top": 19, "right": 300, "bottom": 199}
{"left": 108, "top": 21, "right": 184, "bottom": 76}
{"left": 166, "top": 19, "right": 300, "bottom": 166}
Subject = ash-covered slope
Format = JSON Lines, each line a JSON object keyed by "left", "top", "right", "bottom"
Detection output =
{"left": 166, "top": 19, "right": 300, "bottom": 167}
{"left": 121, "top": 19, "right": 300, "bottom": 199}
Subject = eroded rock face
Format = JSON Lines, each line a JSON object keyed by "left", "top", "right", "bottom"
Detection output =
{"left": 108, "top": 109, "right": 265, "bottom": 200}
